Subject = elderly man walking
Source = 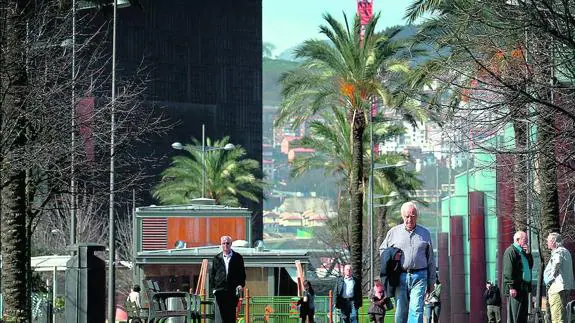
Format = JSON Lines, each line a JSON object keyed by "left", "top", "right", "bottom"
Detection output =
{"left": 380, "top": 201, "right": 435, "bottom": 323}
{"left": 503, "top": 231, "right": 533, "bottom": 323}
{"left": 544, "top": 232, "right": 574, "bottom": 323}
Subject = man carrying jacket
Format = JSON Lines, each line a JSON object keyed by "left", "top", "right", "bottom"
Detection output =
{"left": 379, "top": 201, "right": 435, "bottom": 323}
{"left": 503, "top": 231, "right": 533, "bottom": 323}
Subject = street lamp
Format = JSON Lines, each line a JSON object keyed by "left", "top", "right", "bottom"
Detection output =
{"left": 108, "top": 0, "right": 131, "bottom": 321}
{"left": 171, "top": 124, "right": 235, "bottom": 199}
{"left": 368, "top": 160, "right": 408, "bottom": 288}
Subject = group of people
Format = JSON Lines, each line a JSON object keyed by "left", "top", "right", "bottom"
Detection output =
{"left": 483, "top": 230, "right": 574, "bottom": 323}
{"left": 333, "top": 201, "right": 574, "bottom": 323}
{"left": 129, "top": 201, "right": 574, "bottom": 323}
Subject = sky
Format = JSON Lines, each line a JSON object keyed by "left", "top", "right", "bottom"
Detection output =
{"left": 263, "top": 0, "right": 411, "bottom": 56}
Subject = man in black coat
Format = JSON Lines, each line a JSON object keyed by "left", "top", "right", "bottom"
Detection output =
{"left": 334, "top": 264, "right": 362, "bottom": 323}
{"left": 210, "top": 235, "right": 246, "bottom": 323}
{"left": 484, "top": 281, "right": 502, "bottom": 323}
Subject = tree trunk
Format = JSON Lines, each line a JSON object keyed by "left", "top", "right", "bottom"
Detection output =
{"left": 512, "top": 109, "right": 528, "bottom": 231}
{"left": 1, "top": 1, "right": 32, "bottom": 321}
{"left": 349, "top": 109, "right": 366, "bottom": 284}
{"left": 375, "top": 206, "right": 389, "bottom": 277}
{"left": 1, "top": 170, "right": 28, "bottom": 322}
{"left": 537, "top": 112, "right": 560, "bottom": 240}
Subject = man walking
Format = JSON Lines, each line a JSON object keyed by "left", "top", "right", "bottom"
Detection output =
{"left": 502, "top": 231, "right": 533, "bottom": 323}
{"left": 544, "top": 232, "right": 574, "bottom": 323}
{"left": 380, "top": 201, "right": 435, "bottom": 323}
{"left": 484, "top": 281, "right": 502, "bottom": 323}
{"left": 334, "top": 264, "right": 362, "bottom": 323}
{"left": 210, "top": 235, "right": 246, "bottom": 323}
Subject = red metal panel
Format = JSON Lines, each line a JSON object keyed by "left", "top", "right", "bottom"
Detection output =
{"left": 496, "top": 154, "right": 515, "bottom": 322}
{"left": 438, "top": 232, "right": 451, "bottom": 323}
{"left": 450, "top": 216, "right": 466, "bottom": 320}
{"left": 166, "top": 218, "right": 247, "bottom": 248}
{"left": 142, "top": 218, "right": 168, "bottom": 250}
{"left": 469, "top": 192, "right": 486, "bottom": 323}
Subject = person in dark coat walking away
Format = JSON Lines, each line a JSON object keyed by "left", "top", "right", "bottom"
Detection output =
{"left": 298, "top": 280, "right": 315, "bottom": 323}
{"left": 424, "top": 277, "right": 441, "bottom": 323}
{"left": 334, "top": 264, "right": 362, "bottom": 323}
{"left": 368, "top": 280, "right": 391, "bottom": 323}
{"left": 484, "top": 281, "right": 502, "bottom": 323}
{"left": 209, "top": 235, "right": 246, "bottom": 323}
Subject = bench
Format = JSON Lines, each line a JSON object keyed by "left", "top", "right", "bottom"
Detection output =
{"left": 143, "top": 280, "right": 193, "bottom": 323}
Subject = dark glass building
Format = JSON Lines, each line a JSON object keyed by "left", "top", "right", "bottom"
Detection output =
{"left": 112, "top": 0, "right": 263, "bottom": 240}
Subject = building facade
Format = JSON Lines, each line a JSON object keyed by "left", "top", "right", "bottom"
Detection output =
{"left": 110, "top": 0, "right": 263, "bottom": 239}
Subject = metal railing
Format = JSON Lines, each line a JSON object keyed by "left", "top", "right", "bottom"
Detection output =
{"left": 230, "top": 289, "right": 395, "bottom": 323}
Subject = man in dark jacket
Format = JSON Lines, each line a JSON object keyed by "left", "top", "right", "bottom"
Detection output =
{"left": 210, "top": 235, "right": 246, "bottom": 323}
{"left": 334, "top": 264, "right": 362, "bottom": 323}
{"left": 484, "top": 281, "right": 502, "bottom": 323}
{"left": 502, "top": 231, "right": 533, "bottom": 323}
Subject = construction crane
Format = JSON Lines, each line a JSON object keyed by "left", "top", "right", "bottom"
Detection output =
{"left": 357, "top": 0, "right": 380, "bottom": 289}
{"left": 357, "top": 0, "right": 374, "bottom": 39}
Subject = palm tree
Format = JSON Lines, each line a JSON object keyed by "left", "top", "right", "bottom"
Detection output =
{"left": 276, "top": 13, "right": 411, "bottom": 279}
{"left": 290, "top": 107, "right": 424, "bottom": 279}
{"left": 290, "top": 107, "right": 420, "bottom": 194}
{"left": 153, "top": 137, "right": 264, "bottom": 206}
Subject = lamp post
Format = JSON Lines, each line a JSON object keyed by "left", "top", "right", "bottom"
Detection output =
{"left": 70, "top": 0, "right": 77, "bottom": 249}
{"left": 171, "top": 124, "right": 235, "bottom": 199}
{"left": 70, "top": 0, "right": 131, "bottom": 252}
{"left": 107, "top": 0, "right": 132, "bottom": 320}
{"left": 368, "top": 161, "right": 408, "bottom": 287}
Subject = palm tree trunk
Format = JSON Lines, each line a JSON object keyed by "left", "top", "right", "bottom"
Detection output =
{"left": 1, "top": 1, "right": 31, "bottom": 321}
{"left": 349, "top": 110, "right": 366, "bottom": 283}
{"left": 375, "top": 206, "right": 389, "bottom": 276}
{"left": 1, "top": 170, "right": 28, "bottom": 322}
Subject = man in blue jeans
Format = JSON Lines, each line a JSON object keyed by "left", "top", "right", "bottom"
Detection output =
{"left": 334, "top": 264, "right": 362, "bottom": 323}
{"left": 380, "top": 201, "right": 435, "bottom": 323}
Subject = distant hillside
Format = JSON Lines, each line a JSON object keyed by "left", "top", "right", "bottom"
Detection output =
{"left": 263, "top": 58, "right": 299, "bottom": 106}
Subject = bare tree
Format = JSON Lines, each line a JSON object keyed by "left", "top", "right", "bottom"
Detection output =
{"left": 1, "top": 1, "right": 169, "bottom": 319}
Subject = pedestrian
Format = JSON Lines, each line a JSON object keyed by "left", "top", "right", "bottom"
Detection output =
{"left": 502, "top": 231, "right": 533, "bottom": 323}
{"left": 368, "top": 280, "right": 389, "bottom": 323}
{"left": 209, "top": 235, "right": 246, "bottom": 323}
{"left": 334, "top": 264, "right": 362, "bottom": 323}
{"left": 380, "top": 201, "right": 435, "bottom": 323}
{"left": 424, "top": 277, "right": 441, "bottom": 323}
{"left": 484, "top": 281, "right": 502, "bottom": 323}
{"left": 543, "top": 232, "right": 574, "bottom": 323}
{"left": 127, "top": 284, "right": 141, "bottom": 307}
{"left": 298, "top": 280, "right": 315, "bottom": 323}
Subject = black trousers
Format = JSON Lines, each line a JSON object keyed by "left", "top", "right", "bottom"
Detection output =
{"left": 215, "top": 291, "right": 239, "bottom": 323}
{"left": 507, "top": 292, "right": 528, "bottom": 323}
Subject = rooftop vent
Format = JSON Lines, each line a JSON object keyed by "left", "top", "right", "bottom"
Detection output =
{"left": 190, "top": 198, "right": 216, "bottom": 205}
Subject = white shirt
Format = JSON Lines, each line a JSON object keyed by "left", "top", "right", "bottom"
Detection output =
{"left": 343, "top": 277, "right": 354, "bottom": 298}
{"left": 127, "top": 291, "right": 140, "bottom": 307}
{"left": 223, "top": 250, "right": 233, "bottom": 275}
{"left": 544, "top": 246, "right": 574, "bottom": 294}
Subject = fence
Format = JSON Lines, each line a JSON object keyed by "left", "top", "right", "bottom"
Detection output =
{"left": 234, "top": 290, "right": 395, "bottom": 323}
